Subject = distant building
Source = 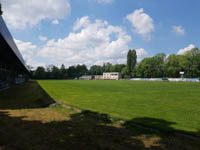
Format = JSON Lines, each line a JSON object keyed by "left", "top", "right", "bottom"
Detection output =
{"left": 79, "top": 75, "right": 104, "bottom": 80}
{"left": 80, "top": 73, "right": 119, "bottom": 80}
{"left": 94, "top": 75, "right": 103, "bottom": 80}
{"left": 103, "top": 72, "right": 119, "bottom": 80}
{"left": 79, "top": 75, "right": 92, "bottom": 80}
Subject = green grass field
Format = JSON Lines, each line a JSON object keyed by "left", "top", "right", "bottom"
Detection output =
{"left": 1, "top": 81, "right": 200, "bottom": 149}
{"left": 38, "top": 80, "right": 200, "bottom": 135}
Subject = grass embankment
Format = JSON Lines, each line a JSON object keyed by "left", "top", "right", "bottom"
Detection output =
{"left": 0, "top": 81, "right": 200, "bottom": 150}
{"left": 38, "top": 80, "right": 200, "bottom": 135}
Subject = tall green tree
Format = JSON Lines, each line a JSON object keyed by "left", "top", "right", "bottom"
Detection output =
{"left": 131, "top": 50, "right": 137, "bottom": 77}
{"left": 34, "top": 66, "right": 46, "bottom": 79}
{"left": 111, "top": 64, "right": 126, "bottom": 72}
{"left": 131, "top": 50, "right": 137, "bottom": 70}
{"left": 76, "top": 64, "right": 88, "bottom": 78}
{"left": 68, "top": 66, "right": 77, "bottom": 79}
{"left": 49, "top": 66, "right": 61, "bottom": 79}
{"left": 184, "top": 48, "right": 200, "bottom": 77}
{"left": 89, "top": 65, "right": 103, "bottom": 75}
{"left": 127, "top": 49, "right": 137, "bottom": 77}
{"left": 121, "top": 66, "right": 129, "bottom": 78}
{"left": 60, "top": 64, "right": 66, "bottom": 79}
{"left": 136, "top": 53, "right": 166, "bottom": 78}
{"left": 103, "top": 62, "right": 112, "bottom": 72}
{"left": 127, "top": 50, "right": 132, "bottom": 74}
{"left": 165, "top": 55, "right": 183, "bottom": 78}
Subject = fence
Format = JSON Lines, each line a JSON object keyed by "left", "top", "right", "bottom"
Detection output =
{"left": 130, "top": 78, "right": 200, "bottom": 82}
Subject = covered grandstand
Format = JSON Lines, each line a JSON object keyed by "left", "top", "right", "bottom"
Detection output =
{"left": 0, "top": 16, "right": 29, "bottom": 88}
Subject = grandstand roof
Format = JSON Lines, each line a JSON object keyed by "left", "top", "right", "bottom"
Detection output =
{"left": 0, "top": 16, "right": 29, "bottom": 73}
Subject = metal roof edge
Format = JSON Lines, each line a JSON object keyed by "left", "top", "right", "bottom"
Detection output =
{"left": 0, "top": 16, "right": 29, "bottom": 72}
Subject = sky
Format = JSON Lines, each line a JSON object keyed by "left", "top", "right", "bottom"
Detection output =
{"left": 1, "top": 0, "right": 200, "bottom": 68}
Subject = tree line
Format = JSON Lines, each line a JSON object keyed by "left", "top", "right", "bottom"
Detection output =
{"left": 32, "top": 63, "right": 126, "bottom": 79}
{"left": 32, "top": 47, "right": 200, "bottom": 79}
{"left": 136, "top": 48, "right": 200, "bottom": 78}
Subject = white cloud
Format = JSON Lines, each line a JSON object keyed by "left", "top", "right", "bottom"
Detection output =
{"left": 177, "top": 44, "right": 195, "bottom": 55}
{"left": 126, "top": 8, "right": 154, "bottom": 40}
{"left": 2, "top": 0, "right": 70, "bottom": 29}
{"left": 73, "top": 16, "right": 91, "bottom": 31}
{"left": 13, "top": 16, "right": 148, "bottom": 68}
{"left": 90, "top": 0, "right": 114, "bottom": 4}
{"left": 136, "top": 48, "right": 148, "bottom": 61}
{"left": 38, "top": 16, "right": 132, "bottom": 67}
{"left": 52, "top": 19, "right": 59, "bottom": 25}
{"left": 172, "top": 25, "right": 185, "bottom": 36}
{"left": 39, "top": 36, "right": 48, "bottom": 42}
{"left": 14, "top": 39, "right": 44, "bottom": 68}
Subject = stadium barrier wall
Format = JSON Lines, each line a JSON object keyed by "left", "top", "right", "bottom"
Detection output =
{"left": 130, "top": 78, "right": 200, "bottom": 82}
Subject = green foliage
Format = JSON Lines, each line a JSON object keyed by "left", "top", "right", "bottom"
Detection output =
{"left": 165, "top": 55, "right": 183, "bottom": 78}
{"left": 127, "top": 50, "right": 132, "bottom": 73}
{"left": 60, "top": 64, "right": 66, "bottom": 79}
{"left": 127, "top": 49, "right": 137, "bottom": 77}
{"left": 165, "top": 48, "right": 200, "bottom": 78}
{"left": 184, "top": 48, "right": 200, "bottom": 77}
{"left": 102, "top": 63, "right": 126, "bottom": 74}
{"left": 67, "top": 64, "right": 88, "bottom": 79}
{"left": 131, "top": 50, "right": 137, "bottom": 72}
{"left": 51, "top": 66, "right": 61, "bottom": 79}
{"left": 103, "top": 62, "right": 112, "bottom": 72}
{"left": 111, "top": 64, "right": 126, "bottom": 73}
{"left": 136, "top": 53, "right": 166, "bottom": 78}
{"left": 34, "top": 66, "right": 46, "bottom": 79}
{"left": 120, "top": 66, "right": 129, "bottom": 78}
{"left": 89, "top": 65, "right": 103, "bottom": 75}
{"left": 136, "top": 48, "right": 200, "bottom": 78}
{"left": 33, "top": 64, "right": 88, "bottom": 79}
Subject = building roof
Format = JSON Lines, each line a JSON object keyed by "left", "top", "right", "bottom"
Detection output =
{"left": 0, "top": 16, "right": 29, "bottom": 73}
{"left": 103, "top": 72, "right": 119, "bottom": 74}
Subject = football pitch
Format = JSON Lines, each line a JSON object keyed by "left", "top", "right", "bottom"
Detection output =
{"left": 1, "top": 81, "right": 200, "bottom": 149}
{"left": 38, "top": 80, "right": 200, "bottom": 135}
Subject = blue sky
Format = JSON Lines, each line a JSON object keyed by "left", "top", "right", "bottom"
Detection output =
{"left": 1, "top": 0, "right": 200, "bottom": 68}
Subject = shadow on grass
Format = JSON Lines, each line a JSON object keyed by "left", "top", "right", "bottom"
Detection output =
{"left": 0, "top": 81, "right": 55, "bottom": 109}
{"left": 123, "top": 117, "right": 177, "bottom": 135}
{"left": 0, "top": 81, "right": 200, "bottom": 150}
{"left": 0, "top": 110, "right": 200, "bottom": 150}
{"left": 123, "top": 117, "right": 200, "bottom": 137}
{"left": 0, "top": 110, "right": 146, "bottom": 150}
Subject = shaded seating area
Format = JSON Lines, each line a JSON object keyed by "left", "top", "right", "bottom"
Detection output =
{"left": 0, "top": 80, "right": 8, "bottom": 89}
